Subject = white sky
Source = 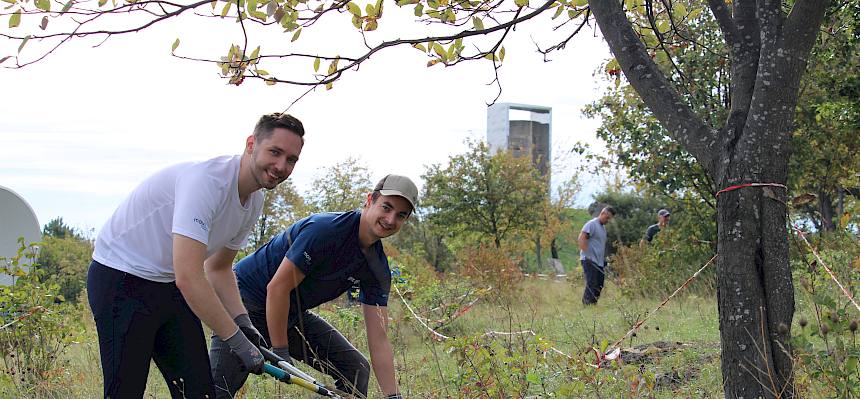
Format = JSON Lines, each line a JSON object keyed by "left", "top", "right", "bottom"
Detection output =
{"left": 0, "top": 3, "right": 612, "bottom": 234}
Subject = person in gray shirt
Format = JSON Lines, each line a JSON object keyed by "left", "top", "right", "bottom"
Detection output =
{"left": 578, "top": 206, "right": 616, "bottom": 305}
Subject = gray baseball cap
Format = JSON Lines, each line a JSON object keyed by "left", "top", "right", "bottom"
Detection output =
{"left": 657, "top": 209, "right": 670, "bottom": 217}
{"left": 375, "top": 174, "right": 419, "bottom": 210}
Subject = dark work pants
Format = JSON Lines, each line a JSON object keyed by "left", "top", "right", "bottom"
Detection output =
{"left": 210, "top": 301, "right": 371, "bottom": 399}
{"left": 581, "top": 259, "right": 605, "bottom": 305}
{"left": 87, "top": 261, "right": 215, "bottom": 399}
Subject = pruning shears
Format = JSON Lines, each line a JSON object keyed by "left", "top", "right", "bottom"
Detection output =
{"left": 259, "top": 346, "right": 350, "bottom": 399}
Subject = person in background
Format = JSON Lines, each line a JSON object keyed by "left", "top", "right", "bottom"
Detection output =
{"left": 644, "top": 209, "right": 670, "bottom": 243}
{"left": 577, "top": 206, "right": 616, "bottom": 305}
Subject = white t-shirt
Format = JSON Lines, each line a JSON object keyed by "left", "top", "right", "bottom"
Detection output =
{"left": 93, "top": 155, "right": 263, "bottom": 283}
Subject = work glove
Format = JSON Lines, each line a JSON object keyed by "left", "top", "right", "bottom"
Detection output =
{"left": 273, "top": 346, "right": 294, "bottom": 366}
{"left": 224, "top": 327, "right": 265, "bottom": 374}
{"left": 234, "top": 313, "right": 268, "bottom": 349}
{"left": 386, "top": 394, "right": 403, "bottom": 399}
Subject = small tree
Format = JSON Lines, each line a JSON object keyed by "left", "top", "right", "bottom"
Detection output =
{"left": 248, "top": 180, "right": 308, "bottom": 250}
{"left": 305, "top": 157, "right": 373, "bottom": 213}
{"left": 422, "top": 140, "right": 546, "bottom": 251}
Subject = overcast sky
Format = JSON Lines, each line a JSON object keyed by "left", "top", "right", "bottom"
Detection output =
{"left": 0, "top": 5, "right": 612, "bottom": 235}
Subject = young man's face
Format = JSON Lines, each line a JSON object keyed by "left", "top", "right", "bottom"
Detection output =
{"left": 247, "top": 128, "right": 303, "bottom": 190}
{"left": 598, "top": 210, "right": 614, "bottom": 224}
{"left": 658, "top": 214, "right": 670, "bottom": 225}
{"left": 363, "top": 194, "right": 412, "bottom": 239}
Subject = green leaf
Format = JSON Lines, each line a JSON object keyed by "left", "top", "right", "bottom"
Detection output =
{"left": 221, "top": 2, "right": 232, "bottom": 17}
{"left": 98, "top": 0, "right": 106, "bottom": 6}
{"left": 364, "top": 19, "right": 377, "bottom": 31}
{"left": 365, "top": 3, "right": 375, "bottom": 17}
{"left": 413, "top": 3, "right": 423, "bottom": 16}
{"left": 35, "top": 0, "right": 50, "bottom": 11}
{"left": 325, "top": 82, "right": 333, "bottom": 90}
{"left": 346, "top": 1, "right": 360, "bottom": 16}
{"left": 412, "top": 43, "right": 426, "bottom": 52}
{"left": 291, "top": 27, "right": 301, "bottom": 42}
{"left": 313, "top": 57, "right": 320, "bottom": 72}
{"left": 498, "top": 46, "right": 505, "bottom": 62}
{"left": 472, "top": 16, "right": 484, "bottom": 30}
{"left": 60, "top": 0, "right": 73, "bottom": 12}
{"left": 672, "top": 3, "right": 687, "bottom": 18}
{"left": 552, "top": 5, "right": 563, "bottom": 19}
{"left": 256, "top": 69, "right": 269, "bottom": 75}
{"left": 249, "top": 45, "right": 260, "bottom": 61}
{"left": 351, "top": 15, "right": 361, "bottom": 29}
{"left": 171, "top": 38, "right": 180, "bottom": 53}
{"left": 8, "top": 10, "right": 20, "bottom": 28}
{"left": 432, "top": 42, "right": 446, "bottom": 58}
{"left": 17, "top": 35, "right": 29, "bottom": 53}
{"left": 514, "top": 0, "right": 527, "bottom": 7}
{"left": 574, "top": 0, "right": 586, "bottom": 6}
{"left": 526, "top": 372, "right": 540, "bottom": 385}
{"left": 846, "top": 356, "right": 859, "bottom": 373}
{"left": 688, "top": 7, "right": 703, "bottom": 20}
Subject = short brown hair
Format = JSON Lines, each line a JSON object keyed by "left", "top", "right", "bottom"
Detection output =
{"left": 253, "top": 113, "right": 305, "bottom": 141}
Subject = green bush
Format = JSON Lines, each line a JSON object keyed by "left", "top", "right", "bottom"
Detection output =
{"left": 610, "top": 226, "right": 716, "bottom": 298}
{"left": 791, "top": 229, "right": 860, "bottom": 398}
{"left": 0, "top": 239, "right": 85, "bottom": 396}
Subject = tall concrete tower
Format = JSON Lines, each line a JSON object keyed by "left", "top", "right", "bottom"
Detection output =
{"left": 486, "top": 103, "right": 552, "bottom": 177}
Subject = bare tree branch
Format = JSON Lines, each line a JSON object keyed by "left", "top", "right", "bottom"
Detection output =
{"left": 707, "top": 0, "right": 738, "bottom": 47}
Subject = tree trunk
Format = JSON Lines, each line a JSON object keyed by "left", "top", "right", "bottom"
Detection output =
{"left": 550, "top": 238, "right": 560, "bottom": 259}
{"left": 535, "top": 236, "right": 543, "bottom": 269}
{"left": 818, "top": 189, "right": 836, "bottom": 232}
{"left": 590, "top": 1, "right": 827, "bottom": 397}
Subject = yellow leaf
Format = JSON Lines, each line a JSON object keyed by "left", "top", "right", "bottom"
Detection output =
{"left": 412, "top": 43, "right": 426, "bottom": 52}
{"left": 265, "top": 79, "right": 276, "bottom": 86}
{"left": 8, "top": 10, "right": 20, "bottom": 28}
{"left": 221, "top": 2, "right": 232, "bottom": 17}
{"left": 472, "top": 16, "right": 484, "bottom": 30}
{"left": 514, "top": 0, "right": 527, "bottom": 7}
{"left": 291, "top": 28, "right": 301, "bottom": 42}
{"left": 499, "top": 46, "right": 505, "bottom": 62}
{"left": 256, "top": 69, "right": 269, "bottom": 75}
{"left": 839, "top": 213, "right": 850, "bottom": 228}
{"left": 346, "top": 1, "right": 361, "bottom": 16}
{"left": 325, "top": 82, "right": 333, "bottom": 90}
{"left": 171, "top": 38, "right": 180, "bottom": 53}
{"left": 364, "top": 19, "right": 378, "bottom": 31}
{"left": 313, "top": 57, "right": 320, "bottom": 72}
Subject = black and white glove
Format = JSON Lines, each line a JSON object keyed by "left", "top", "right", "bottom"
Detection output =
{"left": 234, "top": 313, "right": 268, "bottom": 349}
{"left": 224, "top": 328, "right": 264, "bottom": 374}
{"left": 386, "top": 394, "right": 403, "bottom": 399}
{"left": 272, "top": 346, "right": 294, "bottom": 366}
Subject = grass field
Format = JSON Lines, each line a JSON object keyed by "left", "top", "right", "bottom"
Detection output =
{"left": 2, "top": 274, "right": 726, "bottom": 398}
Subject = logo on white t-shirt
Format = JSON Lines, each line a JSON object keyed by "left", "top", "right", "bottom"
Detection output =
{"left": 193, "top": 218, "right": 209, "bottom": 232}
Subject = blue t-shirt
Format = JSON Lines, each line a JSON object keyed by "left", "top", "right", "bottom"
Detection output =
{"left": 235, "top": 211, "right": 391, "bottom": 325}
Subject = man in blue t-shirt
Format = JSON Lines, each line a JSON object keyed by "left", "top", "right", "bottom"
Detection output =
{"left": 209, "top": 175, "right": 417, "bottom": 399}
{"left": 578, "top": 206, "right": 616, "bottom": 305}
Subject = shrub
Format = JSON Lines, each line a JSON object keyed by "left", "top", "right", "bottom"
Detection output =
{"left": 610, "top": 226, "right": 716, "bottom": 298}
{"left": 0, "top": 239, "right": 85, "bottom": 395}
{"left": 790, "top": 229, "right": 860, "bottom": 398}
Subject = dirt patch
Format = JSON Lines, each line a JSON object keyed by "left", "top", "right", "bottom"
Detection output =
{"left": 603, "top": 341, "right": 720, "bottom": 390}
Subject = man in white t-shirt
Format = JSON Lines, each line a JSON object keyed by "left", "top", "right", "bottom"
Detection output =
{"left": 87, "top": 113, "right": 305, "bottom": 398}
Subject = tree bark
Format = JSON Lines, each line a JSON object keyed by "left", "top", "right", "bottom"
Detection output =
{"left": 818, "top": 189, "right": 836, "bottom": 232}
{"left": 590, "top": 1, "right": 828, "bottom": 397}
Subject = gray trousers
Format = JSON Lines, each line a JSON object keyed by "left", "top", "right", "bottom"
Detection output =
{"left": 210, "top": 302, "right": 371, "bottom": 399}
